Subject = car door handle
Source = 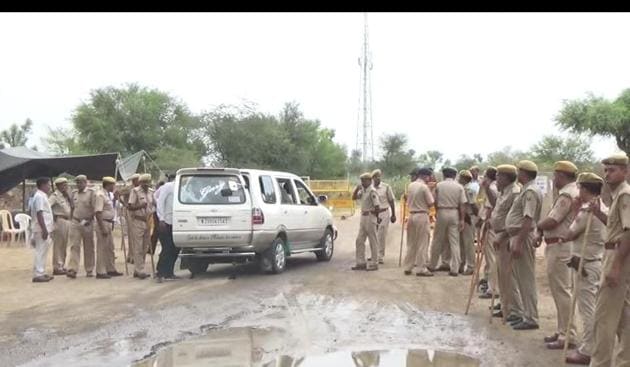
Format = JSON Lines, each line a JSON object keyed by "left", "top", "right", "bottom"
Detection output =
{"left": 284, "top": 210, "right": 288, "bottom": 214}
{"left": 304, "top": 210, "right": 308, "bottom": 214}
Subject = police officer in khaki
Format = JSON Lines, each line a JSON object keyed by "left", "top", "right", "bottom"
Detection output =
{"left": 479, "top": 166, "right": 499, "bottom": 298}
{"left": 428, "top": 167, "right": 466, "bottom": 276}
{"left": 558, "top": 172, "right": 606, "bottom": 365}
{"left": 352, "top": 172, "right": 381, "bottom": 271}
{"left": 121, "top": 173, "right": 140, "bottom": 264}
{"left": 489, "top": 165, "right": 524, "bottom": 321}
{"left": 403, "top": 167, "right": 435, "bottom": 277}
{"left": 371, "top": 169, "right": 396, "bottom": 264}
{"left": 505, "top": 160, "right": 543, "bottom": 330}
{"left": 458, "top": 169, "right": 478, "bottom": 275}
{"left": 48, "top": 177, "right": 73, "bottom": 275}
{"left": 536, "top": 161, "right": 579, "bottom": 349}
{"left": 590, "top": 152, "right": 630, "bottom": 367}
{"left": 94, "top": 176, "right": 123, "bottom": 279}
{"left": 67, "top": 175, "right": 96, "bottom": 278}
{"left": 127, "top": 173, "right": 155, "bottom": 279}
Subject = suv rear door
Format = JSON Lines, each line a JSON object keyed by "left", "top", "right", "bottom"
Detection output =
{"left": 173, "top": 169, "right": 252, "bottom": 247}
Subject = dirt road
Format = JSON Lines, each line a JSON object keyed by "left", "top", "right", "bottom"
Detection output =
{"left": 1, "top": 214, "right": 567, "bottom": 366}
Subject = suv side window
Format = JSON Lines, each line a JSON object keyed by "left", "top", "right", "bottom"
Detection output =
{"left": 259, "top": 175, "right": 277, "bottom": 204}
{"left": 276, "top": 178, "right": 297, "bottom": 205}
{"left": 294, "top": 179, "right": 316, "bottom": 205}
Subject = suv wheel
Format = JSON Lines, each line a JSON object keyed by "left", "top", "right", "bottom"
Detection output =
{"left": 263, "top": 237, "right": 287, "bottom": 274}
{"left": 316, "top": 228, "right": 334, "bottom": 262}
{"left": 188, "top": 258, "right": 210, "bottom": 277}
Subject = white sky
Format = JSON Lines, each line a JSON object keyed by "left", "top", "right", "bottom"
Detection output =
{"left": 0, "top": 12, "right": 627, "bottom": 162}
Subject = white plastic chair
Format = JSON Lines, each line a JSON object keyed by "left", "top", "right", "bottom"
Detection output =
{"left": 14, "top": 213, "right": 32, "bottom": 246}
{"left": 0, "top": 210, "right": 21, "bottom": 245}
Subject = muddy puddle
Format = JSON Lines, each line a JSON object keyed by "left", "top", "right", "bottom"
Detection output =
{"left": 133, "top": 327, "right": 480, "bottom": 367}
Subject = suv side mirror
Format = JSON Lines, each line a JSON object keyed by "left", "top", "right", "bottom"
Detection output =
{"left": 318, "top": 195, "right": 328, "bottom": 203}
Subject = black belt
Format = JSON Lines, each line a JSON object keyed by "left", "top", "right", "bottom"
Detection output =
{"left": 409, "top": 210, "right": 427, "bottom": 214}
{"left": 54, "top": 215, "right": 69, "bottom": 220}
{"left": 605, "top": 242, "right": 619, "bottom": 250}
{"left": 545, "top": 237, "right": 563, "bottom": 245}
{"left": 103, "top": 219, "right": 114, "bottom": 223}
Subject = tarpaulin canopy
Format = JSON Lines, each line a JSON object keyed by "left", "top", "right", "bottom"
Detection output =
{"left": 0, "top": 146, "right": 118, "bottom": 194}
{"left": 117, "top": 151, "right": 144, "bottom": 182}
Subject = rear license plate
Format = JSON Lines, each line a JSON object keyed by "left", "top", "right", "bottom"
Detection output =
{"left": 198, "top": 217, "right": 230, "bottom": 226}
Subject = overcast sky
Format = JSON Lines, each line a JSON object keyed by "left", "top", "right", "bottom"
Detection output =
{"left": 0, "top": 12, "right": 628, "bottom": 162}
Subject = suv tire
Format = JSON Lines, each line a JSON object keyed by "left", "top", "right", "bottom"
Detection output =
{"left": 316, "top": 228, "right": 334, "bottom": 262}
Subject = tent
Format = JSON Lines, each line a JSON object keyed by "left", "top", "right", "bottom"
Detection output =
{"left": 0, "top": 146, "right": 118, "bottom": 195}
{"left": 116, "top": 150, "right": 164, "bottom": 182}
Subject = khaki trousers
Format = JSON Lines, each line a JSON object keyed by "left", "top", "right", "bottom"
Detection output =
{"left": 124, "top": 209, "right": 135, "bottom": 262}
{"left": 429, "top": 209, "right": 460, "bottom": 271}
{"left": 510, "top": 232, "right": 539, "bottom": 324}
{"left": 496, "top": 231, "right": 524, "bottom": 317}
{"left": 573, "top": 259, "right": 601, "bottom": 357}
{"left": 459, "top": 221, "right": 475, "bottom": 271}
{"left": 483, "top": 229, "right": 498, "bottom": 292}
{"left": 403, "top": 213, "right": 430, "bottom": 272}
{"left": 68, "top": 221, "right": 95, "bottom": 273}
{"left": 376, "top": 210, "right": 390, "bottom": 261}
{"left": 545, "top": 242, "right": 577, "bottom": 341}
{"left": 96, "top": 223, "right": 116, "bottom": 274}
{"left": 51, "top": 218, "right": 70, "bottom": 271}
{"left": 356, "top": 215, "right": 379, "bottom": 267}
{"left": 131, "top": 218, "right": 150, "bottom": 274}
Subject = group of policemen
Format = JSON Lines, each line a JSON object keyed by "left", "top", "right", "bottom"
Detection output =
{"left": 32, "top": 172, "right": 158, "bottom": 281}
{"left": 353, "top": 152, "right": 630, "bottom": 366}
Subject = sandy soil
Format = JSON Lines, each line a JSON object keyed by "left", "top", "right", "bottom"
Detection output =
{"left": 0, "top": 214, "right": 572, "bottom": 367}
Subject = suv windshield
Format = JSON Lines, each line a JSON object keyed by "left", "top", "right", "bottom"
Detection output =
{"left": 178, "top": 175, "right": 246, "bottom": 205}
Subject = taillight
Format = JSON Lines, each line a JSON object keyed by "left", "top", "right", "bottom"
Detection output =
{"left": 252, "top": 208, "right": 264, "bottom": 225}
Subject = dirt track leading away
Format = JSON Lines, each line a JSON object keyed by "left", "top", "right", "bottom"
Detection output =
{"left": 1, "top": 214, "right": 567, "bottom": 366}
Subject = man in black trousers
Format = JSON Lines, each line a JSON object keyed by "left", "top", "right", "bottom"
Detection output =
{"left": 155, "top": 173, "right": 180, "bottom": 282}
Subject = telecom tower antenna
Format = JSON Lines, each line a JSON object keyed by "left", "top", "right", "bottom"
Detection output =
{"left": 356, "top": 12, "right": 374, "bottom": 163}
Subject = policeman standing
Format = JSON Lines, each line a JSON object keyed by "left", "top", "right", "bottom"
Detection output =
{"left": 352, "top": 172, "right": 381, "bottom": 271}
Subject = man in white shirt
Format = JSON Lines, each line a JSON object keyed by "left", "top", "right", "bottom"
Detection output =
{"left": 155, "top": 174, "right": 179, "bottom": 282}
{"left": 30, "top": 177, "right": 55, "bottom": 283}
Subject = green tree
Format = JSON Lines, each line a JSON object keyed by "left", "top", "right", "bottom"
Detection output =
{"left": 530, "top": 134, "right": 595, "bottom": 171}
{"left": 347, "top": 149, "right": 365, "bottom": 176}
{"left": 453, "top": 154, "right": 481, "bottom": 172}
{"left": 376, "top": 133, "right": 416, "bottom": 177}
{"left": 0, "top": 118, "right": 33, "bottom": 149}
{"left": 485, "top": 146, "right": 528, "bottom": 167}
{"left": 555, "top": 89, "right": 630, "bottom": 155}
{"left": 417, "top": 150, "right": 444, "bottom": 171}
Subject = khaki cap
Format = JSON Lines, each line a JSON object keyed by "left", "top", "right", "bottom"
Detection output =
{"left": 359, "top": 172, "right": 372, "bottom": 180}
{"left": 602, "top": 152, "right": 629, "bottom": 166}
{"left": 75, "top": 174, "right": 87, "bottom": 181}
{"left": 470, "top": 165, "right": 480, "bottom": 171}
{"left": 577, "top": 172, "right": 604, "bottom": 184}
{"left": 371, "top": 169, "right": 382, "bottom": 177}
{"left": 54, "top": 177, "right": 68, "bottom": 185}
{"left": 129, "top": 173, "right": 140, "bottom": 181}
{"left": 459, "top": 170, "right": 472, "bottom": 179}
{"left": 517, "top": 160, "right": 538, "bottom": 173}
{"left": 102, "top": 176, "right": 116, "bottom": 184}
{"left": 553, "top": 161, "right": 578, "bottom": 174}
{"left": 139, "top": 173, "right": 152, "bottom": 182}
{"left": 497, "top": 164, "right": 518, "bottom": 175}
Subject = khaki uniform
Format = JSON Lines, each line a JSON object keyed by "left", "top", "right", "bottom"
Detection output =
{"left": 429, "top": 178, "right": 466, "bottom": 271}
{"left": 128, "top": 186, "right": 155, "bottom": 274}
{"left": 591, "top": 181, "right": 630, "bottom": 367}
{"left": 482, "top": 181, "right": 499, "bottom": 292}
{"left": 68, "top": 188, "right": 96, "bottom": 274}
{"left": 491, "top": 181, "right": 524, "bottom": 318}
{"left": 460, "top": 182, "right": 477, "bottom": 271}
{"left": 569, "top": 202, "right": 606, "bottom": 357}
{"left": 505, "top": 179, "right": 543, "bottom": 325}
{"left": 48, "top": 190, "right": 72, "bottom": 271}
{"left": 119, "top": 184, "right": 136, "bottom": 262}
{"left": 374, "top": 182, "right": 395, "bottom": 262}
{"left": 544, "top": 181, "right": 579, "bottom": 341}
{"left": 355, "top": 185, "right": 380, "bottom": 268}
{"left": 95, "top": 189, "right": 117, "bottom": 275}
{"left": 403, "top": 179, "right": 434, "bottom": 273}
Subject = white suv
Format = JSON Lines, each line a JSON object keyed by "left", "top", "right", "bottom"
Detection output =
{"left": 173, "top": 168, "right": 336, "bottom": 276}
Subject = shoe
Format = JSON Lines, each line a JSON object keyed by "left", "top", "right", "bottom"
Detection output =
{"left": 509, "top": 318, "right": 524, "bottom": 327}
{"left": 544, "top": 333, "right": 559, "bottom": 343}
{"left": 565, "top": 350, "right": 591, "bottom": 365}
{"left": 546, "top": 340, "right": 576, "bottom": 350}
{"left": 479, "top": 292, "right": 493, "bottom": 299}
{"left": 506, "top": 314, "right": 522, "bottom": 323}
{"left": 164, "top": 275, "right": 181, "bottom": 281}
{"left": 86, "top": 272, "right": 94, "bottom": 278}
{"left": 479, "top": 283, "right": 489, "bottom": 294}
{"left": 493, "top": 303, "right": 502, "bottom": 311}
{"left": 66, "top": 270, "right": 77, "bottom": 279}
{"left": 458, "top": 265, "right": 465, "bottom": 274}
{"left": 512, "top": 321, "right": 539, "bottom": 330}
{"left": 492, "top": 310, "right": 503, "bottom": 318}
{"left": 96, "top": 273, "right": 111, "bottom": 279}
{"left": 404, "top": 270, "right": 412, "bottom": 276}
{"left": 462, "top": 268, "right": 474, "bottom": 276}
{"left": 133, "top": 272, "right": 150, "bottom": 279}
{"left": 366, "top": 266, "right": 378, "bottom": 271}
{"left": 155, "top": 276, "right": 163, "bottom": 283}
{"left": 107, "top": 271, "right": 124, "bottom": 277}
{"left": 436, "top": 264, "right": 451, "bottom": 272}
{"left": 53, "top": 269, "right": 67, "bottom": 275}
{"left": 378, "top": 259, "right": 384, "bottom": 265}
{"left": 32, "top": 275, "right": 51, "bottom": 283}
{"left": 351, "top": 264, "right": 367, "bottom": 271}
{"left": 478, "top": 278, "right": 488, "bottom": 286}
{"left": 416, "top": 271, "right": 434, "bottom": 277}
{"left": 448, "top": 272, "right": 459, "bottom": 277}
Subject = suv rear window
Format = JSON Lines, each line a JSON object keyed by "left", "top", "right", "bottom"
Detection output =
{"left": 178, "top": 175, "right": 246, "bottom": 205}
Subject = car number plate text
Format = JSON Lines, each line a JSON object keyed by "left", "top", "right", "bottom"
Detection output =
{"left": 198, "top": 216, "right": 230, "bottom": 226}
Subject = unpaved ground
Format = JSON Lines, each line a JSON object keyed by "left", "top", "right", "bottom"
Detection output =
{"left": 0, "top": 215, "right": 569, "bottom": 366}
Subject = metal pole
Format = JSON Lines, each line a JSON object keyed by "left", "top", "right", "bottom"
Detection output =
{"left": 362, "top": 13, "right": 368, "bottom": 163}
{"left": 22, "top": 179, "right": 26, "bottom": 212}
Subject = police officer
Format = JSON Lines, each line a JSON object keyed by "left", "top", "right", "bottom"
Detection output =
{"left": 352, "top": 172, "right": 381, "bottom": 271}
{"left": 48, "top": 177, "right": 72, "bottom": 275}
{"left": 371, "top": 169, "right": 396, "bottom": 264}
{"left": 458, "top": 170, "right": 478, "bottom": 275}
{"left": 94, "top": 176, "right": 123, "bottom": 279}
{"left": 67, "top": 175, "right": 96, "bottom": 278}
{"left": 403, "top": 167, "right": 435, "bottom": 276}
{"left": 127, "top": 173, "right": 155, "bottom": 279}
